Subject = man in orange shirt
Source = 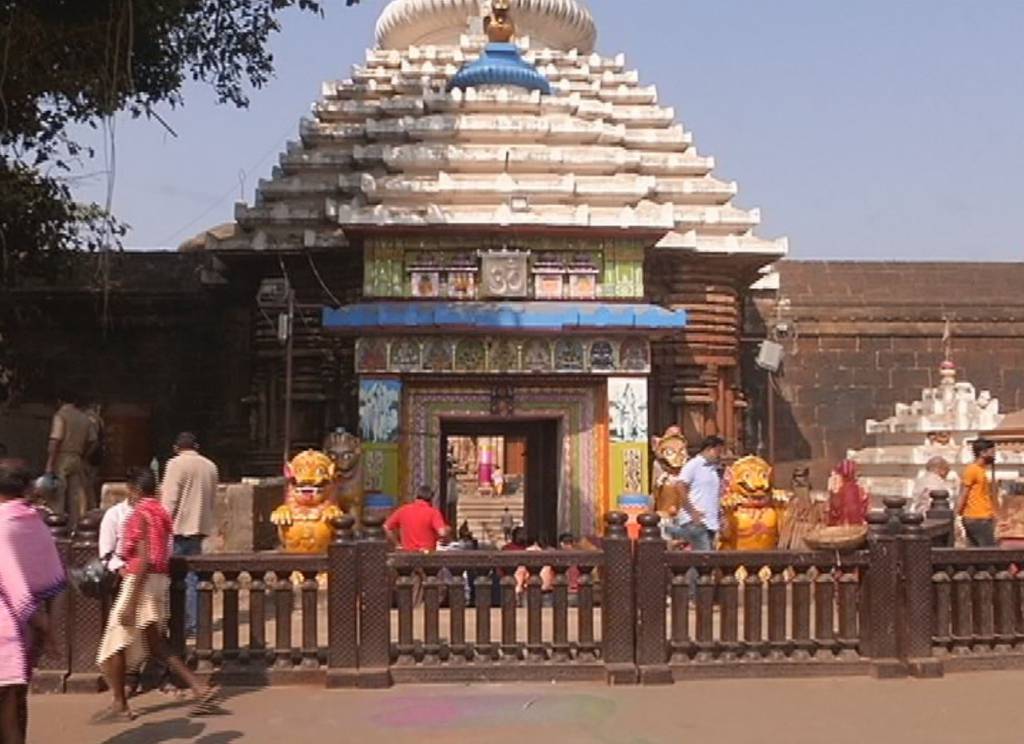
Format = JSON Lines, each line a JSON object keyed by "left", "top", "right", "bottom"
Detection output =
{"left": 959, "top": 438, "right": 997, "bottom": 547}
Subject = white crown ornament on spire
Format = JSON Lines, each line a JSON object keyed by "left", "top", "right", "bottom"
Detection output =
{"left": 375, "top": 0, "right": 597, "bottom": 52}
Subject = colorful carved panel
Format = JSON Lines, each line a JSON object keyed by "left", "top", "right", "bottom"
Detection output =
{"left": 362, "top": 238, "right": 645, "bottom": 300}
{"left": 454, "top": 339, "right": 487, "bottom": 372}
{"left": 523, "top": 339, "right": 553, "bottom": 373}
{"left": 554, "top": 339, "right": 585, "bottom": 372}
{"left": 620, "top": 338, "right": 651, "bottom": 372}
{"left": 355, "top": 336, "right": 651, "bottom": 375}
{"left": 489, "top": 339, "right": 520, "bottom": 371}
{"left": 422, "top": 339, "right": 453, "bottom": 372}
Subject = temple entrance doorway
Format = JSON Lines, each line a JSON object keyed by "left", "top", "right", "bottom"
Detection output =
{"left": 440, "top": 419, "right": 559, "bottom": 547}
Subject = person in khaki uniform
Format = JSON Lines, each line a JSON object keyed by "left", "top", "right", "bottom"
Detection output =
{"left": 44, "top": 393, "right": 98, "bottom": 525}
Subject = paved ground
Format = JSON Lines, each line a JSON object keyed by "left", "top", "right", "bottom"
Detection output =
{"left": 29, "top": 671, "right": 1024, "bottom": 744}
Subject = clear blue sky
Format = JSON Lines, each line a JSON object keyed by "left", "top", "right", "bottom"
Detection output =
{"left": 70, "top": 0, "right": 1024, "bottom": 259}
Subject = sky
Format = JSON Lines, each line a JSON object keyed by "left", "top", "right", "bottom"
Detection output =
{"left": 69, "top": 0, "right": 1024, "bottom": 260}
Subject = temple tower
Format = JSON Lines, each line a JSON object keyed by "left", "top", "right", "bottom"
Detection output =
{"left": 206, "top": 0, "right": 787, "bottom": 538}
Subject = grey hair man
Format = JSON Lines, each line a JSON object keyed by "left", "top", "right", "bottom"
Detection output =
{"left": 911, "top": 456, "right": 952, "bottom": 515}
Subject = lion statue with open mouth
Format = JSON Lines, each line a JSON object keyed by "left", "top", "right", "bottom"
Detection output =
{"left": 720, "top": 455, "right": 788, "bottom": 551}
{"left": 271, "top": 449, "right": 344, "bottom": 553}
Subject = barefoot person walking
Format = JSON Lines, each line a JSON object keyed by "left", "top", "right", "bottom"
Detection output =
{"left": 94, "top": 468, "right": 218, "bottom": 722}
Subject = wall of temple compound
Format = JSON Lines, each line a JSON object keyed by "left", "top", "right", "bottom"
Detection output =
{"left": 743, "top": 261, "right": 1024, "bottom": 487}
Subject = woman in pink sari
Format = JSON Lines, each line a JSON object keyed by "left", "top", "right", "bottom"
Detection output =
{"left": 828, "top": 459, "right": 869, "bottom": 526}
{"left": 0, "top": 460, "right": 66, "bottom": 744}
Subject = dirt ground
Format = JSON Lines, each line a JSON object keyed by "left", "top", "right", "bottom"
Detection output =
{"left": 29, "top": 671, "right": 1024, "bottom": 744}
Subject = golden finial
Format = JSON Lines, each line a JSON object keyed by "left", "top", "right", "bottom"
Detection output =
{"left": 484, "top": 0, "right": 516, "bottom": 43}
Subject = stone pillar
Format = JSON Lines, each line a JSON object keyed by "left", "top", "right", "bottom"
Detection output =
{"left": 865, "top": 497, "right": 906, "bottom": 678}
{"left": 899, "top": 511, "right": 943, "bottom": 677}
{"left": 327, "top": 516, "right": 360, "bottom": 688}
{"left": 65, "top": 512, "right": 104, "bottom": 692}
{"left": 356, "top": 515, "right": 392, "bottom": 688}
{"left": 601, "top": 512, "right": 636, "bottom": 684}
{"left": 634, "top": 513, "right": 671, "bottom": 684}
{"left": 925, "top": 489, "right": 955, "bottom": 547}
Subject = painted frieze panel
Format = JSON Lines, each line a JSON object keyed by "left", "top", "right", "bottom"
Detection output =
{"left": 356, "top": 337, "right": 651, "bottom": 375}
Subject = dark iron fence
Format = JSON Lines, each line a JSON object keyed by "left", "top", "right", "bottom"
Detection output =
{"left": 34, "top": 494, "right": 1024, "bottom": 691}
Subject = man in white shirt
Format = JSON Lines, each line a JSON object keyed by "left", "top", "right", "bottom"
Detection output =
{"left": 97, "top": 495, "right": 134, "bottom": 571}
{"left": 669, "top": 435, "right": 726, "bottom": 551}
{"left": 911, "top": 456, "right": 955, "bottom": 515}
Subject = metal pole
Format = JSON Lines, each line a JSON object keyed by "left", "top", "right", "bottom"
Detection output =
{"left": 283, "top": 289, "right": 295, "bottom": 464}
{"left": 767, "top": 369, "right": 776, "bottom": 464}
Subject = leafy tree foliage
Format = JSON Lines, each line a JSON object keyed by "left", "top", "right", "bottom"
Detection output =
{"left": 0, "top": 0, "right": 360, "bottom": 285}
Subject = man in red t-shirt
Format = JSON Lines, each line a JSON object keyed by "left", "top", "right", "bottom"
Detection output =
{"left": 385, "top": 486, "right": 450, "bottom": 552}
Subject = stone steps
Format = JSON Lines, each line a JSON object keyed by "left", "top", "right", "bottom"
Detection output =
{"left": 454, "top": 494, "right": 524, "bottom": 544}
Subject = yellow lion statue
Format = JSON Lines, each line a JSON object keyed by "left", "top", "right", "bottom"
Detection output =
{"left": 720, "top": 455, "right": 788, "bottom": 551}
{"left": 271, "top": 450, "right": 344, "bottom": 553}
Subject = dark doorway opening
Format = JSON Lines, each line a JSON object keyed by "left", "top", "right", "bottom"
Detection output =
{"left": 440, "top": 418, "right": 559, "bottom": 547}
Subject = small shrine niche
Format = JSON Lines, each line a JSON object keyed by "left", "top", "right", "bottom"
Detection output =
{"left": 406, "top": 251, "right": 478, "bottom": 299}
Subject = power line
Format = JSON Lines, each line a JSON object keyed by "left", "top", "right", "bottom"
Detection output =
{"left": 158, "top": 120, "right": 298, "bottom": 246}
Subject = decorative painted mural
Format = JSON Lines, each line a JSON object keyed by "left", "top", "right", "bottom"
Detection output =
{"left": 358, "top": 378, "right": 401, "bottom": 444}
{"left": 362, "top": 238, "right": 646, "bottom": 300}
{"left": 354, "top": 336, "right": 651, "bottom": 375}
{"left": 608, "top": 377, "right": 649, "bottom": 443}
{"left": 608, "top": 376, "right": 651, "bottom": 505}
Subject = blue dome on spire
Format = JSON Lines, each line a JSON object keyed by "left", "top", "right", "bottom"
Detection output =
{"left": 447, "top": 43, "right": 552, "bottom": 95}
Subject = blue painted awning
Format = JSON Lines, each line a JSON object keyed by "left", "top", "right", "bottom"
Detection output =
{"left": 322, "top": 302, "right": 686, "bottom": 332}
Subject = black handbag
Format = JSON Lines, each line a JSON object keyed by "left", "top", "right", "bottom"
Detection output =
{"left": 69, "top": 554, "right": 117, "bottom": 600}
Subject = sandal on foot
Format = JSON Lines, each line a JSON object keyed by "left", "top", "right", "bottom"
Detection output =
{"left": 189, "top": 685, "right": 222, "bottom": 716}
{"left": 90, "top": 705, "right": 136, "bottom": 725}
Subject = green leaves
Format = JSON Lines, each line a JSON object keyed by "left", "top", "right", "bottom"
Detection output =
{"left": 0, "top": 0, "right": 359, "bottom": 283}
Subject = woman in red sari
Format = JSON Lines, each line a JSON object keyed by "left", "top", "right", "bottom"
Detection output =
{"left": 827, "top": 459, "right": 869, "bottom": 526}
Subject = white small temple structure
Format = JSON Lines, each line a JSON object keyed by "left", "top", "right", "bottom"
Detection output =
{"left": 850, "top": 361, "right": 1024, "bottom": 501}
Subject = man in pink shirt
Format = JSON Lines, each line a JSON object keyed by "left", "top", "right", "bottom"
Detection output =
{"left": 385, "top": 486, "right": 450, "bottom": 552}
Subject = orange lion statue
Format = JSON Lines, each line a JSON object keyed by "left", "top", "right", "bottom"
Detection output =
{"left": 720, "top": 455, "right": 788, "bottom": 551}
{"left": 271, "top": 450, "right": 344, "bottom": 553}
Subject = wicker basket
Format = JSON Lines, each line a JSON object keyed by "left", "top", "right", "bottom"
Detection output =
{"left": 803, "top": 525, "right": 868, "bottom": 552}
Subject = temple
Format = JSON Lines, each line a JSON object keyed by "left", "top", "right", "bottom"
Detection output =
{"left": 849, "top": 361, "right": 1024, "bottom": 501}
{"left": 176, "top": 0, "right": 787, "bottom": 540}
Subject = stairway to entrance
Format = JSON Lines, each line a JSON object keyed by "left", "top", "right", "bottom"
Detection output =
{"left": 455, "top": 486, "right": 524, "bottom": 546}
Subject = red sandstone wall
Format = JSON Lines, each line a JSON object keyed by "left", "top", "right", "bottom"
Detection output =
{"left": 743, "top": 261, "right": 1024, "bottom": 488}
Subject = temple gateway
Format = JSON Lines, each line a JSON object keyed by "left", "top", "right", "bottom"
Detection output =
{"left": 199, "top": 0, "right": 787, "bottom": 542}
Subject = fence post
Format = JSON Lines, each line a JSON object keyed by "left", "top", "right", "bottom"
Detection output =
{"left": 925, "top": 490, "right": 955, "bottom": 547}
{"left": 33, "top": 513, "right": 71, "bottom": 693}
{"left": 601, "top": 511, "right": 636, "bottom": 684}
{"left": 635, "top": 513, "right": 670, "bottom": 684}
{"left": 899, "top": 511, "right": 943, "bottom": 678}
{"left": 356, "top": 515, "right": 392, "bottom": 688}
{"left": 864, "top": 497, "right": 907, "bottom": 678}
{"left": 65, "top": 511, "right": 105, "bottom": 692}
{"left": 326, "top": 516, "right": 359, "bottom": 688}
